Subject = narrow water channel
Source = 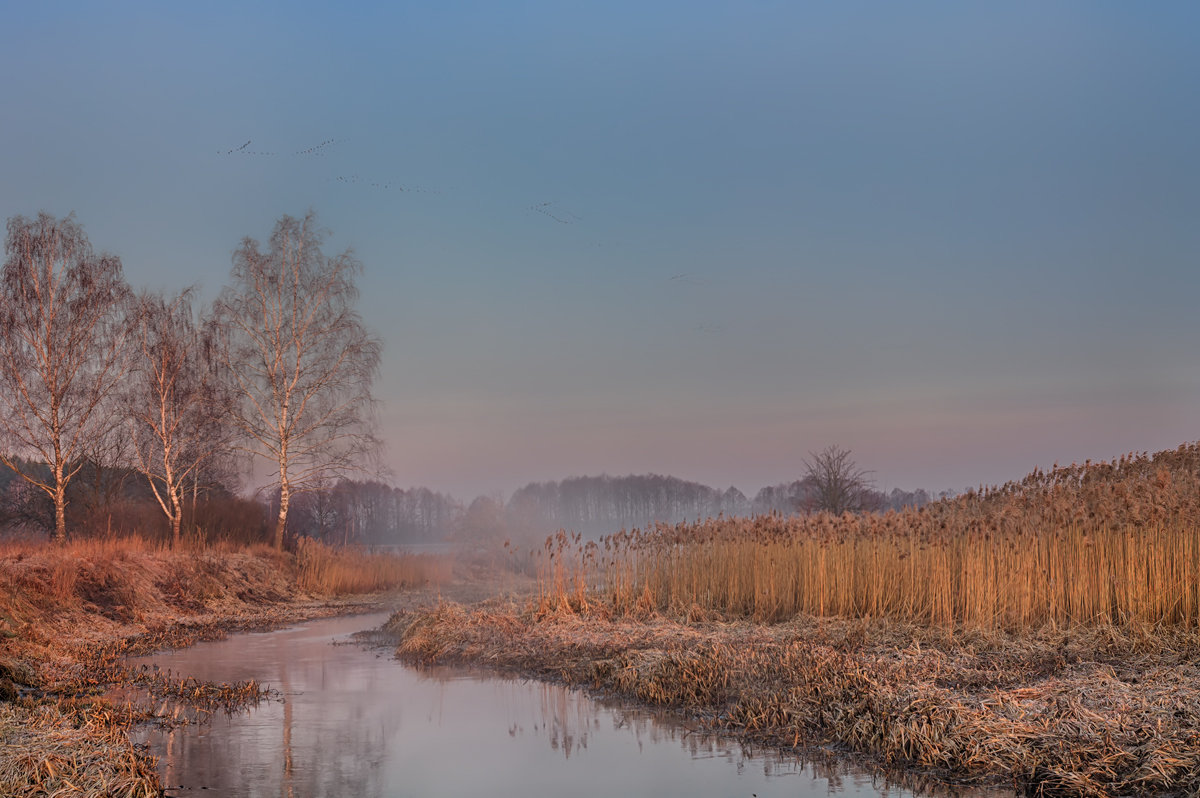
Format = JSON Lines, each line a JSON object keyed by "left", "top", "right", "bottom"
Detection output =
{"left": 126, "top": 613, "right": 946, "bottom": 797}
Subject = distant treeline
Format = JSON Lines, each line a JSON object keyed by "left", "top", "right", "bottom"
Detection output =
{"left": 284, "top": 473, "right": 938, "bottom": 546}
{"left": 286, "top": 481, "right": 459, "bottom": 545}
{"left": 0, "top": 462, "right": 935, "bottom": 547}
{"left": 505, "top": 474, "right": 937, "bottom": 540}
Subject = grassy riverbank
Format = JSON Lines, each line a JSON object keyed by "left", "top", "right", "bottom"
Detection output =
{"left": 0, "top": 536, "right": 451, "bottom": 798}
{"left": 396, "top": 599, "right": 1200, "bottom": 797}
{"left": 394, "top": 445, "right": 1200, "bottom": 797}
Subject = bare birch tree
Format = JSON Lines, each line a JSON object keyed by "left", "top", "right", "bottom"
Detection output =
{"left": 803, "top": 444, "right": 874, "bottom": 515}
{"left": 128, "top": 289, "right": 233, "bottom": 546}
{"left": 0, "top": 213, "right": 132, "bottom": 543}
{"left": 213, "top": 212, "right": 381, "bottom": 549}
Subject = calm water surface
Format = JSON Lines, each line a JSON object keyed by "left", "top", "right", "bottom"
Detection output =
{"left": 127, "top": 612, "right": 965, "bottom": 798}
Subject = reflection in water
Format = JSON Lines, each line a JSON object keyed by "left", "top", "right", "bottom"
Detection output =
{"left": 129, "top": 613, "right": 1000, "bottom": 798}
{"left": 280, "top": 658, "right": 293, "bottom": 798}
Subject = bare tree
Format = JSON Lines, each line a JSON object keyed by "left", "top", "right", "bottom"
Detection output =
{"left": 803, "top": 444, "right": 874, "bottom": 515}
{"left": 72, "top": 421, "right": 137, "bottom": 538}
{"left": 0, "top": 213, "right": 132, "bottom": 543}
{"left": 128, "top": 289, "right": 233, "bottom": 546}
{"left": 213, "top": 212, "right": 381, "bottom": 549}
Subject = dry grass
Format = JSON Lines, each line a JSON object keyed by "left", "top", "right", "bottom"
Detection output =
{"left": 528, "top": 444, "right": 1200, "bottom": 630}
{"left": 0, "top": 533, "right": 452, "bottom": 796}
{"left": 0, "top": 535, "right": 449, "bottom": 634}
{"left": 395, "top": 600, "right": 1200, "bottom": 797}
{"left": 295, "top": 537, "right": 452, "bottom": 594}
{"left": 0, "top": 703, "right": 160, "bottom": 798}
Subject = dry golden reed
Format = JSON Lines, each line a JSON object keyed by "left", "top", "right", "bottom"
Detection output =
{"left": 533, "top": 444, "right": 1200, "bottom": 630}
{"left": 295, "top": 537, "right": 451, "bottom": 594}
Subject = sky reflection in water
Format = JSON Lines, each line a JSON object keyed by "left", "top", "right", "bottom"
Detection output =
{"left": 129, "top": 613, "right": 952, "bottom": 798}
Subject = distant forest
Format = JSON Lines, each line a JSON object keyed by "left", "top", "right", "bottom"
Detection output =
{"left": 497, "top": 474, "right": 938, "bottom": 542}
{"left": 0, "top": 462, "right": 938, "bottom": 546}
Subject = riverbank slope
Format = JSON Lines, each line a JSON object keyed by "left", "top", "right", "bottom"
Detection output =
{"left": 0, "top": 537, "right": 451, "bottom": 798}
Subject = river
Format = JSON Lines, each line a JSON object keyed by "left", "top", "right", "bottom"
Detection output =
{"left": 125, "top": 612, "right": 954, "bottom": 797}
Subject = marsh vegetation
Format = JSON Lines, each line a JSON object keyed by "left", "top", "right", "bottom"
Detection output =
{"left": 531, "top": 445, "right": 1200, "bottom": 630}
{"left": 396, "top": 444, "right": 1200, "bottom": 797}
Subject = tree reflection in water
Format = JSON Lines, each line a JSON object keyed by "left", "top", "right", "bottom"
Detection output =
{"left": 132, "top": 613, "right": 1006, "bottom": 798}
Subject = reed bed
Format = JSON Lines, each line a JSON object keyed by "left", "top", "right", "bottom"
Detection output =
{"left": 396, "top": 445, "right": 1200, "bottom": 795}
{"left": 295, "top": 537, "right": 452, "bottom": 594}
{"left": 531, "top": 444, "right": 1200, "bottom": 631}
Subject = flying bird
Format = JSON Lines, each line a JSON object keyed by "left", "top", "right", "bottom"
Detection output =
{"left": 667, "top": 272, "right": 703, "bottom": 287}
{"left": 529, "top": 201, "right": 580, "bottom": 224}
{"left": 333, "top": 174, "right": 390, "bottom": 188}
{"left": 293, "top": 138, "right": 339, "bottom": 156}
{"left": 217, "top": 137, "right": 339, "bottom": 157}
{"left": 329, "top": 175, "right": 441, "bottom": 193}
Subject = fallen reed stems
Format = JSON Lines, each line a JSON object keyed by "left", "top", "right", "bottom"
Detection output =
{"left": 0, "top": 703, "right": 160, "bottom": 798}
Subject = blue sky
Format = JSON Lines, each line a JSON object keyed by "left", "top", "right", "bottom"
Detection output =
{"left": 3, "top": 3, "right": 1199, "bottom": 499}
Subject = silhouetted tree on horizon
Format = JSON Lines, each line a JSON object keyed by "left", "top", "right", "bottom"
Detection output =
{"left": 803, "top": 444, "right": 874, "bottom": 515}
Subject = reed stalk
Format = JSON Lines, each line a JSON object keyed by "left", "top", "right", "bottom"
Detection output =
{"left": 532, "top": 444, "right": 1200, "bottom": 631}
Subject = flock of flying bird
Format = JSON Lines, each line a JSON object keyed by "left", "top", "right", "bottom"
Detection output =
{"left": 220, "top": 138, "right": 339, "bottom": 157}
{"left": 215, "top": 136, "right": 721, "bottom": 333}
{"left": 528, "top": 201, "right": 581, "bottom": 224}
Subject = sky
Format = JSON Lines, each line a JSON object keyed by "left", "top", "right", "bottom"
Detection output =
{"left": 3, "top": 2, "right": 1199, "bottom": 501}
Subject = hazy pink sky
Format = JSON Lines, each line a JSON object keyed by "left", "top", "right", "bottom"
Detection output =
{"left": 4, "top": 3, "right": 1198, "bottom": 500}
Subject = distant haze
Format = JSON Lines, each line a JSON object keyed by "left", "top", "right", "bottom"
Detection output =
{"left": 3, "top": 4, "right": 1198, "bottom": 501}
